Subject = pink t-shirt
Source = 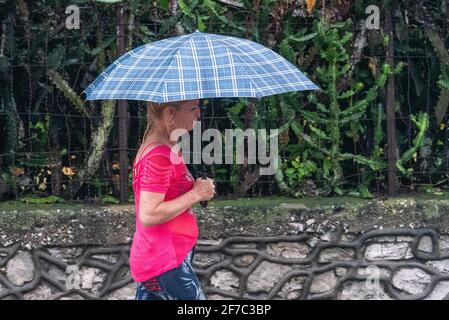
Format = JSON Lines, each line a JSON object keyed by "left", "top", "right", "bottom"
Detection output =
{"left": 129, "top": 143, "right": 198, "bottom": 283}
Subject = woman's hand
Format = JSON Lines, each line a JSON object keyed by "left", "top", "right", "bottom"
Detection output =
{"left": 192, "top": 177, "right": 215, "bottom": 202}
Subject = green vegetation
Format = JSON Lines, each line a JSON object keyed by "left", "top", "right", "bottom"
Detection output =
{"left": 0, "top": 0, "right": 448, "bottom": 203}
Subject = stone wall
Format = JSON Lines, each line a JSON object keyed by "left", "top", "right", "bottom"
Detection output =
{"left": 196, "top": 230, "right": 449, "bottom": 300}
{"left": 1, "top": 198, "right": 449, "bottom": 300}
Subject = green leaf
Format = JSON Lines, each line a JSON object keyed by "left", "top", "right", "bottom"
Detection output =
{"left": 323, "top": 158, "right": 331, "bottom": 176}
{"left": 18, "top": 195, "right": 66, "bottom": 204}
{"left": 359, "top": 185, "right": 373, "bottom": 199}
{"left": 179, "top": 0, "right": 196, "bottom": 18}
{"left": 340, "top": 153, "right": 386, "bottom": 170}
{"left": 34, "top": 120, "right": 46, "bottom": 132}
{"left": 158, "top": 0, "right": 169, "bottom": 11}
{"left": 47, "top": 45, "right": 65, "bottom": 69}
{"left": 399, "top": 112, "right": 429, "bottom": 163}
{"left": 280, "top": 39, "right": 296, "bottom": 64}
{"left": 299, "top": 109, "right": 330, "bottom": 123}
{"left": 100, "top": 195, "right": 120, "bottom": 204}
{"left": 215, "top": 168, "right": 228, "bottom": 174}
{"left": 203, "top": 0, "right": 229, "bottom": 25}
{"left": 47, "top": 70, "right": 87, "bottom": 117}
{"left": 228, "top": 101, "right": 245, "bottom": 115}
{"left": 289, "top": 32, "right": 317, "bottom": 43}
{"left": 340, "top": 32, "right": 353, "bottom": 44}
{"left": 227, "top": 111, "right": 245, "bottom": 129}
{"left": 333, "top": 186, "right": 344, "bottom": 196}
{"left": 338, "top": 89, "right": 355, "bottom": 99}
{"left": 290, "top": 121, "right": 303, "bottom": 135}
{"left": 198, "top": 19, "right": 207, "bottom": 32}
{"left": 340, "top": 111, "right": 366, "bottom": 123}
{"left": 159, "top": 12, "right": 183, "bottom": 35}
{"left": 86, "top": 36, "right": 115, "bottom": 56}
{"left": 309, "top": 124, "right": 330, "bottom": 141}
{"left": 315, "top": 102, "right": 329, "bottom": 114}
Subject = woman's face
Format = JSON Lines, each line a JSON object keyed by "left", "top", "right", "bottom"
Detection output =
{"left": 170, "top": 99, "right": 201, "bottom": 132}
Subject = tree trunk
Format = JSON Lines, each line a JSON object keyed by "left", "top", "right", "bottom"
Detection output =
{"left": 237, "top": 98, "right": 260, "bottom": 195}
{"left": 169, "top": 0, "right": 185, "bottom": 35}
{"left": 103, "top": 150, "right": 117, "bottom": 197}
{"left": 117, "top": 2, "right": 130, "bottom": 203}
{"left": 50, "top": 116, "right": 62, "bottom": 196}
{"left": 385, "top": 9, "right": 398, "bottom": 196}
{"left": 70, "top": 100, "right": 116, "bottom": 197}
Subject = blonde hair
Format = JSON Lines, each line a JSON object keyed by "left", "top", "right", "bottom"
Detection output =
{"left": 141, "top": 101, "right": 182, "bottom": 144}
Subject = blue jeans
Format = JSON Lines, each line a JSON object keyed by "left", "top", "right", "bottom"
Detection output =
{"left": 135, "top": 247, "right": 206, "bottom": 300}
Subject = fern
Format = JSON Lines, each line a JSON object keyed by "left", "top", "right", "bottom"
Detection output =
{"left": 425, "top": 27, "right": 449, "bottom": 123}
{"left": 47, "top": 69, "right": 88, "bottom": 118}
{"left": 279, "top": 38, "right": 296, "bottom": 64}
{"left": 178, "top": 0, "right": 196, "bottom": 19}
{"left": 296, "top": 20, "right": 396, "bottom": 195}
{"left": 396, "top": 112, "right": 429, "bottom": 177}
{"left": 289, "top": 32, "right": 317, "bottom": 43}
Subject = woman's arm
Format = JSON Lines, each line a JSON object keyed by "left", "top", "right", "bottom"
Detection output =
{"left": 139, "top": 189, "right": 199, "bottom": 227}
{"left": 139, "top": 177, "right": 214, "bottom": 227}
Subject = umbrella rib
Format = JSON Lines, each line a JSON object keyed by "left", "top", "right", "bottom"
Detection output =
{"left": 107, "top": 45, "right": 157, "bottom": 99}
{"left": 147, "top": 33, "right": 200, "bottom": 102}
{"left": 225, "top": 47, "right": 258, "bottom": 98}
{"left": 214, "top": 35, "right": 317, "bottom": 95}
{"left": 204, "top": 35, "right": 221, "bottom": 99}
{"left": 148, "top": 52, "right": 180, "bottom": 102}
{"left": 82, "top": 50, "right": 133, "bottom": 99}
{"left": 128, "top": 42, "right": 180, "bottom": 101}
{"left": 189, "top": 38, "right": 203, "bottom": 99}
{"left": 214, "top": 36, "right": 272, "bottom": 97}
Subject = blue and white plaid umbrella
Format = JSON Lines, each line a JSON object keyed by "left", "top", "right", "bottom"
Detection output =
{"left": 83, "top": 30, "right": 319, "bottom": 102}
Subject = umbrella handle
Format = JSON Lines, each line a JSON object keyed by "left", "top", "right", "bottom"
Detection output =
{"left": 199, "top": 172, "right": 208, "bottom": 208}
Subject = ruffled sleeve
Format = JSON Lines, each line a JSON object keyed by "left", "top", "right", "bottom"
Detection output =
{"left": 140, "top": 152, "right": 173, "bottom": 194}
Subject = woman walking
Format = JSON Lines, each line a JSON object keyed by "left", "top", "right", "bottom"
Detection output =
{"left": 130, "top": 99, "right": 215, "bottom": 300}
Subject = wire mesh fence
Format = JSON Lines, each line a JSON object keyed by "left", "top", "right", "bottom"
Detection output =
{"left": 0, "top": 0, "right": 448, "bottom": 203}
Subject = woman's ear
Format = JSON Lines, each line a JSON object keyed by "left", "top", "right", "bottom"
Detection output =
{"left": 166, "top": 106, "right": 176, "bottom": 124}
{"left": 168, "top": 105, "right": 176, "bottom": 116}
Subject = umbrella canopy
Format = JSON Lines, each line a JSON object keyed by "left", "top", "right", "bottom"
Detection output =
{"left": 83, "top": 30, "right": 319, "bottom": 103}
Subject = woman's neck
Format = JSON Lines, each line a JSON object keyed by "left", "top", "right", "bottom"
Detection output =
{"left": 145, "top": 126, "right": 177, "bottom": 146}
